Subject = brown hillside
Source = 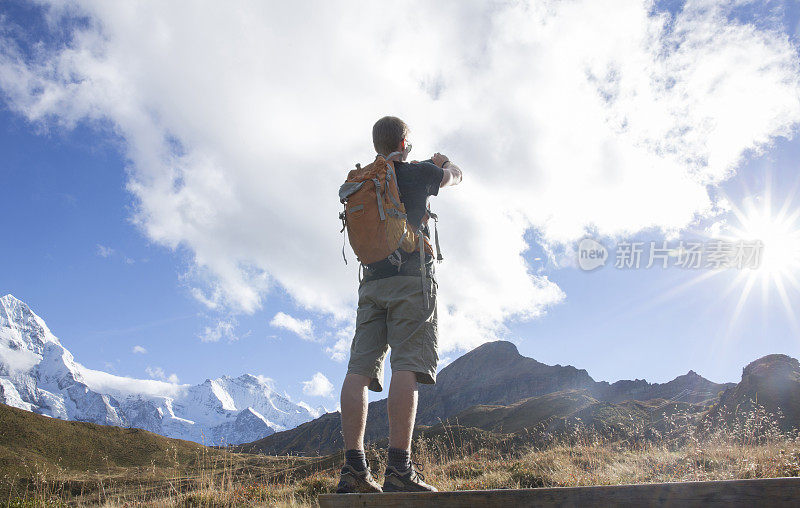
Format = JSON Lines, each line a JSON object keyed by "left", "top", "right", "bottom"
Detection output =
{"left": 0, "top": 402, "right": 214, "bottom": 479}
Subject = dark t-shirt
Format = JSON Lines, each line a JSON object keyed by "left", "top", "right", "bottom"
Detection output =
{"left": 361, "top": 159, "right": 444, "bottom": 283}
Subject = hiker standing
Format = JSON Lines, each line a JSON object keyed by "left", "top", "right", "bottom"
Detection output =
{"left": 336, "top": 116, "right": 463, "bottom": 493}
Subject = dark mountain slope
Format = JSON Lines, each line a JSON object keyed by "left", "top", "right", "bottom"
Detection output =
{"left": 416, "top": 341, "right": 598, "bottom": 425}
{"left": 708, "top": 354, "right": 800, "bottom": 431}
{"left": 242, "top": 341, "right": 732, "bottom": 456}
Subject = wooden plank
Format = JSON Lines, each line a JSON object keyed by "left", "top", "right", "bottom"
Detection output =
{"left": 318, "top": 477, "right": 800, "bottom": 507}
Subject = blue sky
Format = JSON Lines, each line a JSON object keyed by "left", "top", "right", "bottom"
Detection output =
{"left": 1, "top": 110, "right": 336, "bottom": 400}
{"left": 2, "top": 1, "right": 800, "bottom": 406}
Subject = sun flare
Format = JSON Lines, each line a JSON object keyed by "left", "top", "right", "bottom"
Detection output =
{"left": 728, "top": 202, "right": 800, "bottom": 278}
{"left": 720, "top": 187, "right": 800, "bottom": 331}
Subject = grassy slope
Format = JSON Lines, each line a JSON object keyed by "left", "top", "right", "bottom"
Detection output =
{"left": 0, "top": 402, "right": 341, "bottom": 503}
{"left": 0, "top": 403, "right": 214, "bottom": 479}
{"left": 2, "top": 394, "right": 799, "bottom": 506}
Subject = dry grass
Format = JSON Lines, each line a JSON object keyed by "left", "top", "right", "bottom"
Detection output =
{"left": 4, "top": 402, "right": 799, "bottom": 507}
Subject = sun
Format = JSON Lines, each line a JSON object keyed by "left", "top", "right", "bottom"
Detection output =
{"left": 721, "top": 186, "right": 800, "bottom": 331}
{"left": 728, "top": 200, "right": 800, "bottom": 278}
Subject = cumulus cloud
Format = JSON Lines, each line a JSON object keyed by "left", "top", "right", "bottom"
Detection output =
{"left": 301, "top": 372, "right": 334, "bottom": 398}
{"left": 270, "top": 312, "right": 314, "bottom": 341}
{"left": 131, "top": 345, "right": 147, "bottom": 354}
{"left": 325, "top": 326, "right": 353, "bottom": 362}
{"left": 198, "top": 319, "right": 237, "bottom": 343}
{"left": 1, "top": 0, "right": 798, "bottom": 357}
{"left": 145, "top": 365, "right": 179, "bottom": 384}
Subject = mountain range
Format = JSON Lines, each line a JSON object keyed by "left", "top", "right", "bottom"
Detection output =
{"left": 0, "top": 294, "right": 323, "bottom": 445}
{"left": 241, "top": 340, "right": 753, "bottom": 456}
{"left": 4, "top": 293, "right": 798, "bottom": 455}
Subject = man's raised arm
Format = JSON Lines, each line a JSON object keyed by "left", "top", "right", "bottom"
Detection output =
{"left": 431, "top": 152, "right": 463, "bottom": 188}
{"left": 440, "top": 161, "right": 462, "bottom": 188}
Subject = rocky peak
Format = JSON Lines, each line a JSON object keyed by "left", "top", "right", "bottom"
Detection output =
{"left": 741, "top": 354, "right": 800, "bottom": 380}
{"left": 664, "top": 369, "right": 714, "bottom": 387}
{"left": 0, "top": 294, "right": 59, "bottom": 352}
{"left": 463, "top": 340, "right": 522, "bottom": 362}
{"left": 436, "top": 341, "right": 532, "bottom": 384}
{"left": 711, "top": 354, "right": 800, "bottom": 431}
{"left": 231, "top": 373, "right": 273, "bottom": 390}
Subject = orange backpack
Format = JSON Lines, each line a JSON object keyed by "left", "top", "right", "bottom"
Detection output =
{"left": 338, "top": 152, "right": 442, "bottom": 273}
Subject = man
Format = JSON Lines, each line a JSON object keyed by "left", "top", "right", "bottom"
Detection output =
{"left": 337, "top": 116, "right": 463, "bottom": 493}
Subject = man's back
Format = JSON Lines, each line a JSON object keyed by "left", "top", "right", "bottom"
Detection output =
{"left": 337, "top": 115, "right": 462, "bottom": 495}
{"left": 360, "top": 159, "right": 444, "bottom": 282}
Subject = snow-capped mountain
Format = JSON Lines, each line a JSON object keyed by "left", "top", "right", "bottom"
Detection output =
{"left": 0, "top": 294, "right": 327, "bottom": 445}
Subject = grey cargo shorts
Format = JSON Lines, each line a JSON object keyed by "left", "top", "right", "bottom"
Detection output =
{"left": 347, "top": 274, "right": 439, "bottom": 392}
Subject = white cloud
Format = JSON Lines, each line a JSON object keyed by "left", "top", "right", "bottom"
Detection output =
{"left": 145, "top": 365, "right": 179, "bottom": 384}
{"left": 325, "top": 326, "right": 352, "bottom": 362}
{"left": 438, "top": 357, "right": 453, "bottom": 371}
{"left": 96, "top": 244, "right": 135, "bottom": 264}
{"left": 190, "top": 287, "right": 219, "bottom": 310}
{"left": 326, "top": 337, "right": 349, "bottom": 363}
{"left": 77, "top": 365, "right": 185, "bottom": 398}
{"left": 270, "top": 312, "right": 314, "bottom": 341}
{"left": 0, "top": 332, "right": 40, "bottom": 373}
{"left": 1, "top": 1, "right": 798, "bottom": 356}
{"left": 96, "top": 244, "right": 114, "bottom": 258}
{"left": 301, "top": 372, "right": 334, "bottom": 398}
{"left": 198, "top": 319, "right": 237, "bottom": 343}
{"left": 131, "top": 345, "right": 147, "bottom": 354}
{"left": 253, "top": 374, "right": 275, "bottom": 390}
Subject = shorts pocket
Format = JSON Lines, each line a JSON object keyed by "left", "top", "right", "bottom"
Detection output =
{"left": 418, "top": 276, "right": 437, "bottom": 315}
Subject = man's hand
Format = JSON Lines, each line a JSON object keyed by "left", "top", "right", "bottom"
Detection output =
{"left": 431, "top": 153, "right": 449, "bottom": 168}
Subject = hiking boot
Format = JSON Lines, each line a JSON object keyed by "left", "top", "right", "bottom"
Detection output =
{"left": 335, "top": 463, "right": 383, "bottom": 493}
{"left": 383, "top": 461, "right": 438, "bottom": 492}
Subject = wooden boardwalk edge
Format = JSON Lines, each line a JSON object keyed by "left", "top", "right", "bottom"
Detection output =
{"left": 319, "top": 477, "right": 800, "bottom": 507}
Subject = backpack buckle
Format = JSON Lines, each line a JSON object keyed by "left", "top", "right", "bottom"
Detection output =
{"left": 339, "top": 207, "right": 347, "bottom": 233}
{"left": 387, "top": 250, "right": 404, "bottom": 272}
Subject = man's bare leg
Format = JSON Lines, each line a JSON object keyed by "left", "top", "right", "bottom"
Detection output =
{"left": 341, "top": 373, "right": 371, "bottom": 451}
{"left": 337, "top": 373, "right": 383, "bottom": 493}
{"left": 383, "top": 370, "right": 437, "bottom": 490}
{"left": 387, "top": 370, "right": 418, "bottom": 450}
